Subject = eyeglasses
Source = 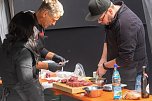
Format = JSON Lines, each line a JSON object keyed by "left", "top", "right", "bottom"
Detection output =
{"left": 98, "top": 11, "right": 107, "bottom": 22}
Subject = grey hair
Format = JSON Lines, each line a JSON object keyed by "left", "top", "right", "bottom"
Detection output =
{"left": 39, "top": 0, "right": 64, "bottom": 17}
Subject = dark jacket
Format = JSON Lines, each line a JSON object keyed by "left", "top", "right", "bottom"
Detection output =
{"left": 0, "top": 42, "right": 44, "bottom": 101}
{"left": 105, "top": 1, "right": 147, "bottom": 89}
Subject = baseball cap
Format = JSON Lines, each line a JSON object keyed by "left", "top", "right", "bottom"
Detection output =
{"left": 85, "top": 0, "right": 111, "bottom": 21}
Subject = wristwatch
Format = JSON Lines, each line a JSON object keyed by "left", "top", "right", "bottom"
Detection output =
{"left": 103, "top": 62, "right": 109, "bottom": 70}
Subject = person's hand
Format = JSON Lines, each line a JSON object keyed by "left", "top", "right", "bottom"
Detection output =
{"left": 96, "top": 64, "right": 107, "bottom": 78}
{"left": 52, "top": 54, "right": 65, "bottom": 63}
{"left": 48, "top": 62, "right": 65, "bottom": 72}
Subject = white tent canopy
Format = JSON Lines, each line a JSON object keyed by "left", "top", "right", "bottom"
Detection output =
{"left": 0, "top": 0, "right": 8, "bottom": 43}
{"left": 0, "top": 0, "right": 14, "bottom": 43}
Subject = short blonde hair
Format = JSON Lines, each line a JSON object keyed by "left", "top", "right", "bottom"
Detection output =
{"left": 39, "top": 0, "right": 64, "bottom": 17}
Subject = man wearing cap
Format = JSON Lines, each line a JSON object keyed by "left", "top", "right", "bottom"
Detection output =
{"left": 86, "top": 0, "right": 147, "bottom": 90}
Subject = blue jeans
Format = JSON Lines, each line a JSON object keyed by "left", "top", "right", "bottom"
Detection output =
{"left": 135, "top": 74, "right": 142, "bottom": 92}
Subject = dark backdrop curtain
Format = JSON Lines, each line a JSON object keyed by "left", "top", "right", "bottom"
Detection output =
{"left": 142, "top": 0, "right": 152, "bottom": 94}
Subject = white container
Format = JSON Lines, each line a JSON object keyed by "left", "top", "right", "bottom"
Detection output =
{"left": 56, "top": 71, "right": 73, "bottom": 78}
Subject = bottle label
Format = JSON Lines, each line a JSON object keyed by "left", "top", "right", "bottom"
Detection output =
{"left": 113, "top": 86, "right": 122, "bottom": 99}
{"left": 135, "top": 74, "right": 141, "bottom": 92}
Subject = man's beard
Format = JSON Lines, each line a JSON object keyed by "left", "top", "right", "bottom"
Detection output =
{"left": 106, "top": 16, "right": 113, "bottom": 25}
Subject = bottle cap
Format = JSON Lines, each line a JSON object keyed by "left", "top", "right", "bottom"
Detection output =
{"left": 142, "top": 66, "right": 146, "bottom": 69}
{"left": 114, "top": 64, "right": 118, "bottom": 68}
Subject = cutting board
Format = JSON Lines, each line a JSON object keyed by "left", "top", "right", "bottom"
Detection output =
{"left": 53, "top": 82, "right": 97, "bottom": 94}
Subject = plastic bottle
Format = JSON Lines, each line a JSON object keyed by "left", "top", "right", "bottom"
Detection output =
{"left": 112, "top": 64, "right": 122, "bottom": 100}
{"left": 141, "top": 66, "right": 149, "bottom": 98}
{"left": 135, "top": 74, "right": 142, "bottom": 92}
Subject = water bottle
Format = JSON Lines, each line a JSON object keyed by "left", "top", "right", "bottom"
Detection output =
{"left": 141, "top": 66, "right": 149, "bottom": 98}
{"left": 112, "top": 64, "right": 122, "bottom": 100}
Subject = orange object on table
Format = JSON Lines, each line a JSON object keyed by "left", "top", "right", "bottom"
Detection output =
{"left": 1, "top": 79, "right": 152, "bottom": 101}
{"left": 0, "top": 80, "right": 2, "bottom": 85}
{"left": 51, "top": 88, "right": 152, "bottom": 101}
